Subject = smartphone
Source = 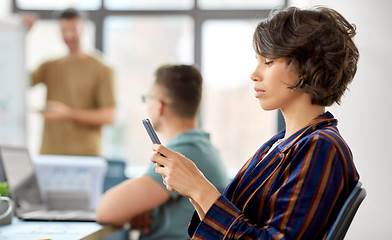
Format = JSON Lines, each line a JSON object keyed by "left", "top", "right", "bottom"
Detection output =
{"left": 142, "top": 118, "right": 161, "bottom": 144}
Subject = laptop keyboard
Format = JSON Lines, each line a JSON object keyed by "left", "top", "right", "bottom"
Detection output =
{"left": 21, "top": 210, "right": 96, "bottom": 221}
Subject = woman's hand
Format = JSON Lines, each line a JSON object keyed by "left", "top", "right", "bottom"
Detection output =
{"left": 150, "top": 144, "right": 221, "bottom": 219}
{"left": 151, "top": 144, "right": 207, "bottom": 198}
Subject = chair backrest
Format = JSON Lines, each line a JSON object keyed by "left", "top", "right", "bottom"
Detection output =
{"left": 325, "top": 181, "right": 366, "bottom": 240}
{"left": 103, "top": 159, "right": 128, "bottom": 192}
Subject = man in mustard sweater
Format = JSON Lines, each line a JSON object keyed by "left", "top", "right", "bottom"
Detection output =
{"left": 24, "top": 8, "right": 115, "bottom": 156}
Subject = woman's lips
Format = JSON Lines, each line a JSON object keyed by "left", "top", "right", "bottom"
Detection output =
{"left": 254, "top": 88, "right": 265, "bottom": 98}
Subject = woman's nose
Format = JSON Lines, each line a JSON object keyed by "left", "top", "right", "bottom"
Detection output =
{"left": 250, "top": 70, "right": 261, "bottom": 82}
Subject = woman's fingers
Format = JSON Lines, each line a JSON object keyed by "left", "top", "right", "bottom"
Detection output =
{"left": 166, "top": 185, "right": 177, "bottom": 192}
{"left": 151, "top": 151, "right": 169, "bottom": 166}
{"left": 151, "top": 145, "right": 199, "bottom": 197}
{"left": 152, "top": 144, "right": 174, "bottom": 157}
{"left": 151, "top": 144, "right": 178, "bottom": 169}
{"left": 162, "top": 175, "right": 173, "bottom": 191}
{"left": 155, "top": 161, "right": 168, "bottom": 176}
{"left": 162, "top": 175, "right": 167, "bottom": 185}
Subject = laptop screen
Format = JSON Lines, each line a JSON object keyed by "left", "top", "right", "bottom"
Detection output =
{"left": 0, "top": 146, "right": 42, "bottom": 209}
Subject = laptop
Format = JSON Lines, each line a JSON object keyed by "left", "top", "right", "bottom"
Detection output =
{"left": 0, "top": 145, "right": 96, "bottom": 222}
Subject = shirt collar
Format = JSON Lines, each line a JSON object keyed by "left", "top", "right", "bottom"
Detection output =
{"left": 267, "top": 111, "right": 337, "bottom": 153}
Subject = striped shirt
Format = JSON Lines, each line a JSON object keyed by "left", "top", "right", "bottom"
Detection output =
{"left": 188, "top": 112, "right": 359, "bottom": 240}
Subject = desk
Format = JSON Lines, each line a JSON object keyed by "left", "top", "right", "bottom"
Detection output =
{"left": 0, "top": 218, "right": 120, "bottom": 240}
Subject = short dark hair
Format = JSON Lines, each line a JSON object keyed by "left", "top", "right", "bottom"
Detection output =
{"left": 59, "top": 8, "right": 81, "bottom": 20}
{"left": 155, "top": 65, "right": 203, "bottom": 119}
{"left": 253, "top": 6, "right": 359, "bottom": 106}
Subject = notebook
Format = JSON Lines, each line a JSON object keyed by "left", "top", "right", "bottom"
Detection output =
{"left": 0, "top": 145, "right": 96, "bottom": 222}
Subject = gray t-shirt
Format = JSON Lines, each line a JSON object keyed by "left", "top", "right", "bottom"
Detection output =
{"left": 142, "top": 129, "right": 228, "bottom": 240}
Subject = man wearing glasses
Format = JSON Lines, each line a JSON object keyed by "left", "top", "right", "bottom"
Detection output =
{"left": 96, "top": 64, "right": 228, "bottom": 240}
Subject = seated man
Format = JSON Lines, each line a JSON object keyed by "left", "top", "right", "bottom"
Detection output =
{"left": 96, "top": 64, "right": 228, "bottom": 240}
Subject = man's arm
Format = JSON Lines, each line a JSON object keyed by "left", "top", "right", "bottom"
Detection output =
{"left": 43, "top": 100, "right": 115, "bottom": 126}
{"left": 95, "top": 175, "right": 171, "bottom": 226}
{"left": 21, "top": 14, "right": 37, "bottom": 31}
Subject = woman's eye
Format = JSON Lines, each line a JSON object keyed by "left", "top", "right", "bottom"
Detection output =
{"left": 265, "top": 60, "right": 274, "bottom": 66}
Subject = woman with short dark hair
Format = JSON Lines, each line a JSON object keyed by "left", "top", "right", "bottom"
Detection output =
{"left": 151, "top": 6, "right": 360, "bottom": 240}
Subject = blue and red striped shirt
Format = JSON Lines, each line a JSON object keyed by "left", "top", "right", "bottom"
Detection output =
{"left": 188, "top": 112, "right": 359, "bottom": 240}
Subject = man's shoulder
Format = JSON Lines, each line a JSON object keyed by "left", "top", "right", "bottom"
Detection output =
{"left": 167, "top": 141, "right": 200, "bottom": 155}
{"left": 38, "top": 57, "right": 65, "bottom": 68}
{"left": 86, "top": 52, "right": 112, "bottom": 70}
{"left": 168, "top": 131, "right": 228, "bottom": 189}
{"left": 167, "top": 133, "right": 221, "bottom": 165}
{"left": 167, "top": 130, "right": 212, "bottom": 153}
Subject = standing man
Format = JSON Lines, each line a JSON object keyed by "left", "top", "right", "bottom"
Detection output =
{"left": 25, "top": 8, "right": 115, "bottom": 156}
{"left": 96, "top": 65, "right": 228, "bottom": 240}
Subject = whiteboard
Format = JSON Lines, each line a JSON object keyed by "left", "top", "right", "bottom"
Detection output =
{"left": 0, "top": 17, "right": 27, "bottom": 146}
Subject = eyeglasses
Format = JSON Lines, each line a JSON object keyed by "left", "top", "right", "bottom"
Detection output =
{"left": 141, "top": 94, "right": 170, "bottom": 106}
{"left": 141, "top": 94, "right": 160, "bottom": 103}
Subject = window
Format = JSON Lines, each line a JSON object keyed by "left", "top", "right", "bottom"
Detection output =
{"left": 102, "top": 15, "right": 194, "bottom": 165}
{"left": 26, "top": 20, "right": 95, "bottom": 71}
{"left": 16, "top": 0, "right": 101, "bottom": 10}
{"left": 13, "top": 0, "right": 286, "bottom": 177}
{"left": 198, "top": 0, "right": 285, "bottom": 10}
{"left": 105, "top": 0, "right": 194, "bottom": 10}
{"left": 201, "top": 20, "right": 277, "bottom": 171}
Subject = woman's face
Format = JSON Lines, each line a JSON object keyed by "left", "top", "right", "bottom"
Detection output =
{"left": 250, "top": 54, "right": 302, "bottom": 112}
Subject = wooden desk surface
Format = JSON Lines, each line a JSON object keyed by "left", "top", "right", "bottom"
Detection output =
{"left": 0, "top": 218, "right": 120, "bottom": 240}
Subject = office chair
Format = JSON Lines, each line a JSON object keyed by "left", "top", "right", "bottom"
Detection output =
{"left": 102, "top": 159, "right": 129, "bottom": 240}
{"left": 325, "top": 181, "right": 366, "bottom": 240}
{"left": 103, "top": 159, "right": 128, "bottom": 192}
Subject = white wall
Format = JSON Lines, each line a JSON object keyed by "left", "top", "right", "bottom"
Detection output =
{"left": 289, "top": 0, "right": 392, "bottom": 239}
